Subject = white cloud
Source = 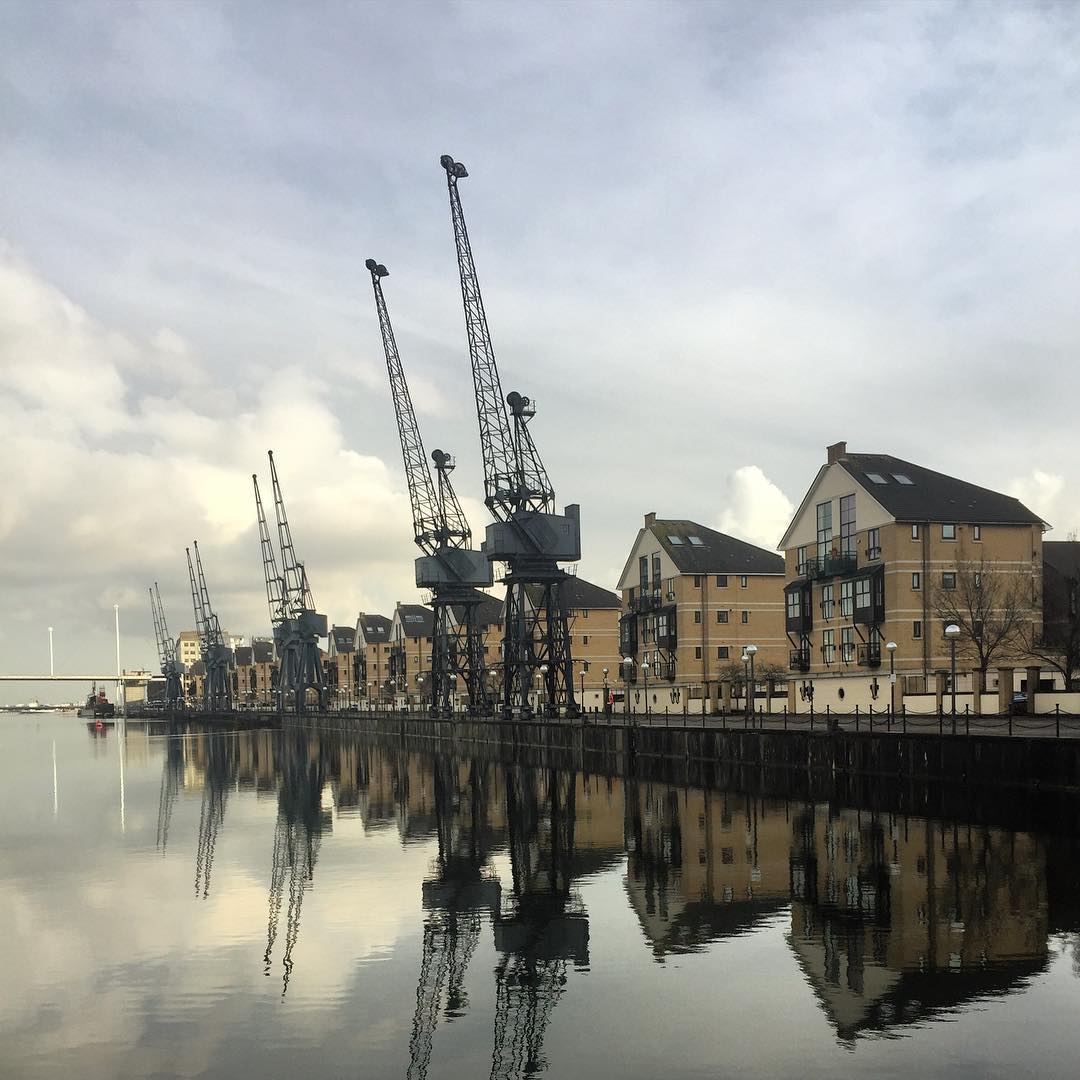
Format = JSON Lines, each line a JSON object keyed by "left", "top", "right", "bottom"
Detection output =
{"left": 1009, "top": 470, "right": 1076, "bottom": 536}
{"left": 713, "top": 466, "right": 794, "bottom": 552}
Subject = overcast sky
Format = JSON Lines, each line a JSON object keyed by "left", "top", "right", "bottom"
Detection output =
{"left": 3, "top": 1, "right": 1080, "bottom": 699}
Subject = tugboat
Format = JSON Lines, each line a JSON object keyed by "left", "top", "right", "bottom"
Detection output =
{"left": 78, "top": 684, "right": 115, "bottom": 720}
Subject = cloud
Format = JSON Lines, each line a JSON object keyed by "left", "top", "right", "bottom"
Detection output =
{"left": 713, "top": 466, "right": 795, "bottom": 552}
{"left": 1009, "top": 470, "right": 1077, "bottom": 536}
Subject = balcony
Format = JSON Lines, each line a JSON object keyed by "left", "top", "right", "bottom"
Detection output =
{"left": 857, "top": 643, "right": 881, "bottom": 668}
{"left": 805, "top": 553, "right": 858, "bottom": 580}
{"left": 790, "top": 649, "right": 811, "bottom": 673}
{"left": 785, "top": 583, "right": 813, "bottom": 634}
{"left": 630, "top": 591, "right": 665, "bottom": 614}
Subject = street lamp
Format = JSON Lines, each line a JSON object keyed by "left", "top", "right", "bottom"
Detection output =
{"left": 747, "top": 639, "right": 756, "bottom": 725}
{"left": 944, "top": 623, "right": 961, "bottom": 732}
{"left": 602, "top": 667, "right": 609, "bottom": 716}
{"left": 886, "top": 641, "right": 898, "bottom": 715}
{"left": 487, "top": 667, "right": 498, "bottom": 716}
{"left": 539, "top": 663, "right": 549, "bottom": 716}
{"left": 622, "top": 656, "right": 633, "bottom": 719}
{"left": 641, "top": 660, "right": 650, "bottom": 718}
{"left": 579, "top": 666, "right": 585, "bottom": 710}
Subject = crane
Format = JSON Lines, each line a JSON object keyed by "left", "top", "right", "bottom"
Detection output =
{"left": 258, "top": 450, "right": 328, "bottom": 714}
{"left": 186, "top": 542, "right": 233, "bottom": 711}
{"left": 366, "top": 258, "right": 494, "bottom": 716}
{"left": 439, "top": 155, "right": 580, "bottom": 719}
{"left": 149, "top": 582, "right": 183, "bottom": 710}
{"left": 253, "top": 472, "right": 286, "bottom": 709}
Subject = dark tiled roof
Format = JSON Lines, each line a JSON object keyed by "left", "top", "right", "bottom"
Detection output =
{"left": 397, "top": 604, "right": 434, "bottom": 639}
{"left": 252, "top": 639, "right": 275, "bottom": 663}
{"left": 330, "top": 625, "right": 356, "bottom": 653}
{"left": 562, "top": 576, "right": 622, "bottom": 609}
{"left": 462, "top": 588, "right": 504, "bottom": 627}
{"left": 1044, "top": 541, "right": 1080, "bottom": 579}
{"left": 652, "top": 520, "right": 784, "bottom": 575}
{"left": 357, "top": 614, "right": 392, "bottom": 644}
{"left": 839, "top": 453, "right": 1044, "bottom": 526}
{"left": 234, "top": 646, "right": 253, "bottom": 666}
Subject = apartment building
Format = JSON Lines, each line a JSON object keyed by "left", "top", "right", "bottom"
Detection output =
{"left": 563, "top": 577, "right": 623, "bottom": 704}
{"left": 616, "top": 513, "right": 786, "bottom": 712}
{"left": 326, "top": 625, "right": 359, "bottom": 706}
{"left": 389, "top": 603, "right": 435, "bottom": 707}
{"left": 233, "top": 638, "right": 277, "bottom": 707}
{"left": 780, "top": 442, "right": 1044, "bottom": 706}
{"left": 175, "top": 630, "right": 201, "bottom": 673}
{"left": 356, "top": 612, "right": 392, "bottom": 703}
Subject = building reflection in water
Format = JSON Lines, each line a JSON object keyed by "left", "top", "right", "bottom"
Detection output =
{"left": 157, "top": 725, "right": 1069, "bottom": 1055}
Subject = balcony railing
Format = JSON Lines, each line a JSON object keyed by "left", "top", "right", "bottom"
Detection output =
{"left": 857, "top": 643, "right": 882, "bottom": 668}
{"left": 630, "top": 591, "right": 666, "bottom": 613}
{"left": 805, "top": 552, "right": 858, "bottom": 580}
{"left": 790, "top": 649, "right": 811, "bottom": 672}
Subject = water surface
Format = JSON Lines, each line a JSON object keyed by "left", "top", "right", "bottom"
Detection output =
{"left": 3, "top": 712, "right": 1079, "bottom": 1079}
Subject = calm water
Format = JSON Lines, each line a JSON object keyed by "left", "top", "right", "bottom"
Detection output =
{"left": 3, "top": 713, "right": 1080, "bottom": 1079}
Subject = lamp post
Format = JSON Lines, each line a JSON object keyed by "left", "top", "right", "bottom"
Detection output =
{"left": 579, "top": 667, "right": 585, "bottom": 712}
{"left": 622, "top": 656, "right": 633, "bottom": 720}
{"left": 602, "top": 667, "right": 609, "bottom": 717}
{"left": 886, "top": 641, "right": 897, "bottom": 716}
{"left": 945, "top": 623, "right": 961, "bottom": 733}
{"left": 641, "top": 661, "right": 650, "bottom": 720}
{"left": 745, "top": 644, "right": 758, "bottom": 725}
{"left": 539, "top": 663, "right": 549, "bottom": 716}
{"left": 416, "top": 673, "right": 425, "bottom": 717}
{"left": 487, "top": 667, "right": 498, "bottom": 716}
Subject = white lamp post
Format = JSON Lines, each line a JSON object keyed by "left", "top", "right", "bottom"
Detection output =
{"left": 944, "top": 624, "right": 961, "bottom": 731}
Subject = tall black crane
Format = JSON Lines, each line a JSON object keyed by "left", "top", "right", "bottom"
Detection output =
{"left": 366, "top": 258, "right": 494, "bottom": 716}
{"left": 186, "top": 542, "right": 233, "bottom": 711}
{"left": 253, "top": 472, "right": 286, "bottom": 709}
{"left": 149, "top": 582, "right": 183, "bottom": 709}
{"left": 261, "top": 450, "right": 327, "bottom": 714}
{"left": 440, "top": 155, "right": 581, "bottom": 719}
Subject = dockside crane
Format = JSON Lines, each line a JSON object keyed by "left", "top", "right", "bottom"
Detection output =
{"left": 186, "top": 542, "right": 233, "bottom": 711}
{"left": 260, "top": 450, "right": 327, "bottom": 714}
{"left": 439, "top": 155, "right": 581, "bottom": 719}
{"left": 253, "top": 473, "right": 286, "bottom": 709}
{"left": 149, "top": 582, "right": 183, "bottom": 709}
{"left": 366, "top": 259, "right": 494, "bottom": 716}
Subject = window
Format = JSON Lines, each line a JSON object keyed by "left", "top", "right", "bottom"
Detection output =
{"left": 942, "top": 572, "right": 956, "bottom": 590}
{"left": 688, "top": 536, "right": 704, "bottom": 546}
{"left": 840, "top": 494, "right": 856, "bottom": 556}
{"left": 669, "top": 536, "right": 683, "bottom": 545}
{"left": 583, "top": 661, "right": 590, "bottom": 672}
{"left": 912, "top": 572, "right": 921, "bottom": 590}
{"left": 694, "top": 610, "right": 702, "bottom": 624}
{"left": 974, "top": 572, "right": 982, "bottom": 588}
{"left": 717, "top": 610, "right": 729, "bottom": 624}
{"left": 582, "top": 635, "right": 589, "bottom": 645}
{"left": 822, "top": 630, "right": 836, "bottom": 664}
{"left": 693, "top": 574, "right": 701, "bottom": 588}
{"left": 972, "top": 525, "right": 982, "bottom": 541}
{"left": 911, "top": 524, "right": 920, "bottom": 540}
{"left": 717, "top": 646, "right": 729, "bottom": 660}
{"left": 913, "top": 620, "right": 922, "bottom": 639}
{"left": 694, "top": 646, "right": 702, "bottom": 660}
{"left": 786, "top": 591, "right": 801, "bottom": 621}
{"left": 796, "top": 546, "right": 808, "bottom": 575}
{"left": 821, "top": 584, "right": 834, "bottom": 620}
{"left": 651, "top": 552, "right": 661, "bottom": 582}
{"left": 841, "top": 627, "right": 855, "bottom": 663}
{"left": 716, "top": 575, "right": 728, "bottom": 587}
{"left": 840, "top": 580, "right": 854, "bottom": 617}
{"left": 892, "top": 474, "right": 914, "bottom": 485}
{"left": 867, "top": 528, "right": 881, "bottom": 560}
{"left": 740, "top": 575, "right": 748, "bottom": 588}
{"left": 816, "top": 501, "right": 833, "bottom": 552}
{"left": 942, "top": 524, "right": 956, "bottom": 540}
{"left": 583, "top": 609, "right": 589, "bottom": 618}
{"left": 741, "top": 610, "right": 749, "bottom": 624}
{"left": 865, "top": 473, "right": 887, "bottom": 485}
{"left": 639, "top": 555, "right": 648, "bottom": 593}
{"left": 855, "top": 577, "right": 871, "bottom": 611}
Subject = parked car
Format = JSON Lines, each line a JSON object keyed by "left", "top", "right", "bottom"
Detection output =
{"left": 1010, "top": 692, "right": 1028, "bottom": 716}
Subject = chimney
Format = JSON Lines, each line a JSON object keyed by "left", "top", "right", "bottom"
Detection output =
{"left": 644, "top": 512, "right": 656, "bottom": 526}
{"left": 826, "top": 441, "right": 847, "bottom": 465}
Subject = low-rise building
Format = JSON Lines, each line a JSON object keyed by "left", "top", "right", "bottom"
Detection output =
{"left": 356, "top": 612, "right": 393, "bottom": 704}
{"left": 389, "top": 603, "right": 435, "bottom": 707}
{"left": 779, "top": 441, "right": 1045, "bottom": 710}
{"left": 326, "top": 625, "right": 359, "bottom": 707}
{"left": 616, "top": 513, "right": 786, "bottom": 713}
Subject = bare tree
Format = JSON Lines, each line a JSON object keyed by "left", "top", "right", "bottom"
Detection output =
{"left": 932, "top": 557, "right": 1033, "bottom": 691}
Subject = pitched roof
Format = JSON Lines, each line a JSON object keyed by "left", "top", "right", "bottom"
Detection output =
{"left": 461, "top": 588, "right": 504, "bottom": 627}
{"left": 330, "top": 625, "right": 356, "bottom": 653}
{"left": 252, "top": 639, "right": 275, "bottom": 663}
{"left": 562, "top": 576, "right": 622, "bottom": 609}
{"left": 650, "top": 520, "right": 784, "bottom": 575}
{"left": 357, "top": 613, "right": 392, "bottom": 644}
{"left": 396, "top": 604, "right": 434, "bottom": 638}
{"left": 838, "top": 452, "right": 1044, "bottom": 527}
{"left": 234, "top": 646, "right": 253, "bottom": 666}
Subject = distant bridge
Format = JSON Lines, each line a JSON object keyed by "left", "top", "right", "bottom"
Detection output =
{"left": 0, "top": 674, "right": 139, "bottom": 682}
